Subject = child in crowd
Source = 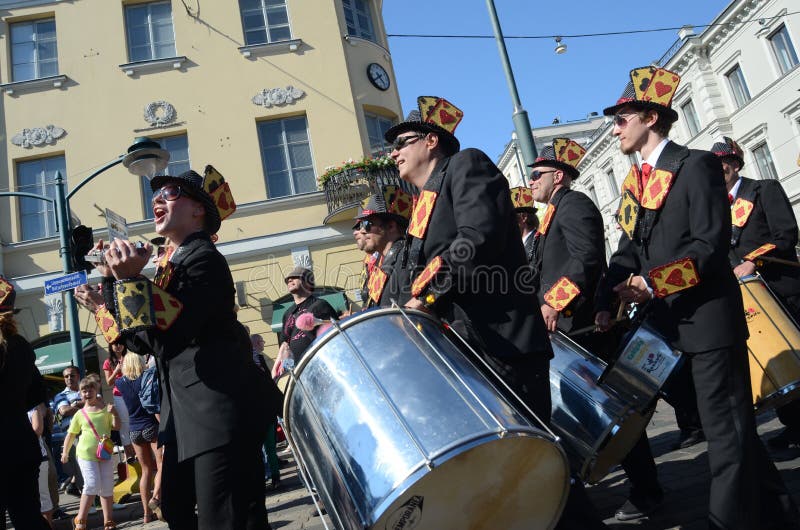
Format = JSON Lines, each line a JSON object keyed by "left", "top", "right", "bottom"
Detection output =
{"left": 60, "top": 375, "right": 120, "bottom": 530}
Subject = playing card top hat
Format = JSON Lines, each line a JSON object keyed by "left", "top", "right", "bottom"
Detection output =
{"left": 150, "top": 165, "right": 235, "bottom": 235}
{"left": 510, "top": 187, "right": 537, "bottom": 214}
{"left": 528, "top": 138, "right": 587, "bottom": 180}
{"left": 603, "top": 66, "right": 681, "bottom": 123}
{"left": 353, "top": 185, "right": 413, "bottom": 228}
{"left": 384, "top": 96, "right": 463, "bottom": 155}
{"left": 710, "top": 136, "right": 745, "bottom": 169}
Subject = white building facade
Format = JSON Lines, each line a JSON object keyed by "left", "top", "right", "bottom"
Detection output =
{"left": 498, "top": 0, "right": 800, "bottom": 257}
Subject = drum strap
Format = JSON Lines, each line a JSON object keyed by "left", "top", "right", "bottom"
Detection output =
{"left": 730, "top": 183, "right": 757, "bottom": 247}
{"left": 404, "top": 158, "right": 449, "bottom": 279}
{"left": 637, "top": 155, "right": 682, "bottom": 256}
{"left": 532, "top": 187, "right": 571, "bottom": 279}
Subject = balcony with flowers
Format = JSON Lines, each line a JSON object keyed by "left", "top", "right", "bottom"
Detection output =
{"left": 320, "top": 154, "right": 415, "bottom": 224}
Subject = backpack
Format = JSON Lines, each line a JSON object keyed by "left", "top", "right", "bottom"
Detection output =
{"left": 138, "top": 366, "right": 161, "bottom": 415}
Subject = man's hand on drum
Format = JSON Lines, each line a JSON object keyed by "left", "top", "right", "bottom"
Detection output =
{"left": 541, "top": 304, "right": 559, "bottom": 332}
{"left": 733, "top": 260, "right": 756, "bottom": 279}
{"left": 105, "top": 238, "right": 153, "bottom": 280}
{"left": 74, "top": 284, "right": 104, "bottom": 313}
{"left": 404, "top": 297, "right": 432, "bottom": 314}
{"left": 613, "top": 275, "right": 652, "bottom": 305}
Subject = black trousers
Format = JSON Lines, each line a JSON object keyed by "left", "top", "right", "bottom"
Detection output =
{"left": 691, "top": 344, "right": 798, "bottom": 530}
{"left": 0, "top": 457, "right": 51, "bottom": 530}
{"left": 161, "top": 440, "right": 271, "bottom": 530}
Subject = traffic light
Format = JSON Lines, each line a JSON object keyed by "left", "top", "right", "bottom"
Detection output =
{"left": 70, "top": 225, "right": 94, "bottom": 272}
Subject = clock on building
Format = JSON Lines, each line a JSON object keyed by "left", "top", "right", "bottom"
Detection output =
{"left": 367, "top": 63, "right": 390, "bottom": 91}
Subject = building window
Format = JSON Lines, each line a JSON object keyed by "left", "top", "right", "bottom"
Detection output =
{"left": 681, "top": 99, "right": 701, "bottom": 136}
{"left": 342, "top": 0, "right": 375, "bottom": 41}
{"left": 10, "top": 19, "right": 58, "bottom": 82}
{"left": 605, "top": 167, "right": 619, "bottom": 198}
{"left": 17, "top": 156, "right": 66, "bottom": 241}
{"left": 239, "top": 0, "right": 291, "bottom": 46}
{"left": 365, "top": 113, "right": 393, "bottom": 156}
{"left": 725, "top": 65, "right": 751, "bottom": 109}
{"left": 125, "top": 1, "right": 177, "bottom": 62}
{"left": 141, "top": 135, "right": 191, "bottom": 219}
{"left": 257, "top": 116, "right": 316, "bottom": 198}
{"left": 769, "top": 25, "right": 799, "bottom": 75}
{"left": 752, "top": 143, "right": 779, "bottom": 180}
{"left": 586, "top": 182, "right": 598, "bottom": 206}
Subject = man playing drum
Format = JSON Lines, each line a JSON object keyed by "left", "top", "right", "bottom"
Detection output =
{"left": 713, "top": 136, "right": 800, "bottom": 449}
{"left": 529, "top": 138, "right": 665, "bottom": 522}
{"left": 387, "top": 96, "right": 606, "bottom": 529}
{"left": 352, "top": 186, "right": 413, "bottom": 309}
{"left": 596, "top": 66, "right": 798, "bottom": 530}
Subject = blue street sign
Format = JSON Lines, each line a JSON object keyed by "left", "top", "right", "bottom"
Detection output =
{"left": 44, "top": 270, "right": 88, "bottom": 295}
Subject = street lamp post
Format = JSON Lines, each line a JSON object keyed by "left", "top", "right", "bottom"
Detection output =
{"left": 0, "top": 137, "right": 168, "bottom": 374}
{"left": 486, "top": 0, "right": 537, "bottom": 184}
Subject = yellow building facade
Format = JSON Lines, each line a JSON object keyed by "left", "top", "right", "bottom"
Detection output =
{"left": 0, "top": 0, "right": 403, "bottom": 370}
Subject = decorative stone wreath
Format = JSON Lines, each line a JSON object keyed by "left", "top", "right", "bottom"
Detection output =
{"left": 143, "top": 100, "right": 177, "bottom": 127}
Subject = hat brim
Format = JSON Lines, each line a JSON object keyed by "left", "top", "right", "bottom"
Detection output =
{"left": 602, "top": 101, "right": 679, "bottom": 123}
{"left": 384, "top": 121, "right": 460, "bottom": 155}
{"left": 718, "top": 154, "right": 745, "bottom": 169}
{"left": 528, "top": 160, "right": 580, "bottom": 180}
{"left": 149, "top": 176, "right": 222, "bottom": 234}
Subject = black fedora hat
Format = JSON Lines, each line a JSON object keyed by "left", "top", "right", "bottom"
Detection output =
{"left": 384, "top": 96, "right": 463, "bottom": 156}
{"left": 710, "top": 137, "right": 745, "bottom": 169}
{"left": 151, "top": 170, "right": 222, "bottom": 235}
{"left": 528, "top": 138, "right": 587, "bottom": 180}
{"left": 603, "top": 66, "right": 681, "bottom": 123}
{"left": 353, "top": 185, "right": 413, "bottom": 227}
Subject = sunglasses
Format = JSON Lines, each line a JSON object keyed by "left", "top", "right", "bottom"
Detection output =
{"left": 151, "top": 184, "right": 185, "bottom": 204}
{"left": 612, "top": 113, "right": 640, "bottom": 127}
{"left": 355, "top": 219, "right": 382, "bottom": 232}
{"left": 391, "top": 133, "right": 426, "bottom": 151}
{"left": 529, "top": 170, "right": 557, "bottom": 182}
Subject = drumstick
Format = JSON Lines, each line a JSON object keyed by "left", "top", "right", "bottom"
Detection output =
{"left": 571, "top": 318, "right": 622, "bottom": 337}
{"left": 615, "top": 273, "right": 634, "bottom": 321}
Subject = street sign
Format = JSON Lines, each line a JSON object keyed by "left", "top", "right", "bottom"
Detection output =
{"left": 106, "top": 208, "right": 128, "bottom": 242}
{"left": 44, "top": 271, "right": 88, "bottom": 295}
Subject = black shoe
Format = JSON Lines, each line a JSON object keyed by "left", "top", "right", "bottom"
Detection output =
{"left": 615, "top": 496, "right": 662, "bottom": 521}
{"left": 270, "top": 476, "right": 281, "bottom": 491}
{"left": 767, "top": 427, "right": 800, "bottom": 450}
{"left": 671, "top": 430, "right": 705, "bottom": 450}
{"left": 65, "top": 483, "right": 81, "bottom": 496}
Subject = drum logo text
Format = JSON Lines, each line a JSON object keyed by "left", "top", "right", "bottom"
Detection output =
{"left": 386, "top": 495, "right": 423, "bottom": 530}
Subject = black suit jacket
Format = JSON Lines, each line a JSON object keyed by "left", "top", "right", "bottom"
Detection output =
{"left": 108, "top": 232, "right": 272, "bottom": 461}
{"left": 730, "top": 176, "right": 800, "bottom": 299}
{"left": 405, "top": 148, "right": 551, "bottom": 359}
{"left": 534, "top": 188, "right": 607, "bottom": 332}
{"left": 598, "top": 141, "right": 747, "bottom": 352}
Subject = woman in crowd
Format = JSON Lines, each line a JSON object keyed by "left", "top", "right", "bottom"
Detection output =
{"left": 28, "top": 402, "right": 54, "bottom": 527}
{"left": 115, "top": 353, "right": 162, "bottom": 522}
{"left": 102, "top": 341, "right": 134, "bottom": 460}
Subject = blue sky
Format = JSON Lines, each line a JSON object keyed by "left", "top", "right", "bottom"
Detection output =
{"left": 382, "top": 0, "right": 731, "bottom": 160}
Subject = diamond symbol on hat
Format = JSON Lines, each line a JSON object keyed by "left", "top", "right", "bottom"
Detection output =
{"left": 735, "top": 206, "right": 745, "bottom": 218}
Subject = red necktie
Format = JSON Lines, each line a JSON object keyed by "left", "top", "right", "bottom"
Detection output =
{"left": 728, "top": 193, "right": 734, "bottom": 205}
{"left": 641, "top": 163, "right": 653, "bottom": 188}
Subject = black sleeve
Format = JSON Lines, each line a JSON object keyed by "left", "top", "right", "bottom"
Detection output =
{"left": 758, "top": 179, "right": 798, "bottom": 254}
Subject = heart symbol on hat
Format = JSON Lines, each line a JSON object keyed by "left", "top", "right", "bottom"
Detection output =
{"left": 655, "top": 82, "right": 671, "bottom": 97}
{"left": 123, "top": 293, "right": 147, "bottom": 317}
{"left": 665, "top": 268, "right": 686, "bottom": 287}
{"left": 439, "top": 109, "right": 456, "bottom": 124}
{"left": 555, "top": 288, "right": 569, "bottom": 301}
{"left": 567, "top": 149, "right": 579, "bottom": 161}
{"left": 218, "top": 193, "right": 229, "bottom": 210}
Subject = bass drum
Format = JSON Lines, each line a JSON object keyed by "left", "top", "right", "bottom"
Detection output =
{"left": 739, "top": 275, "right": 800, "bottom": 411}
{"left": 550, "top": 332, "right": 651, "bottom": 484}
{"left": 284, "top": 308, "right": 570, "bottom": 530}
